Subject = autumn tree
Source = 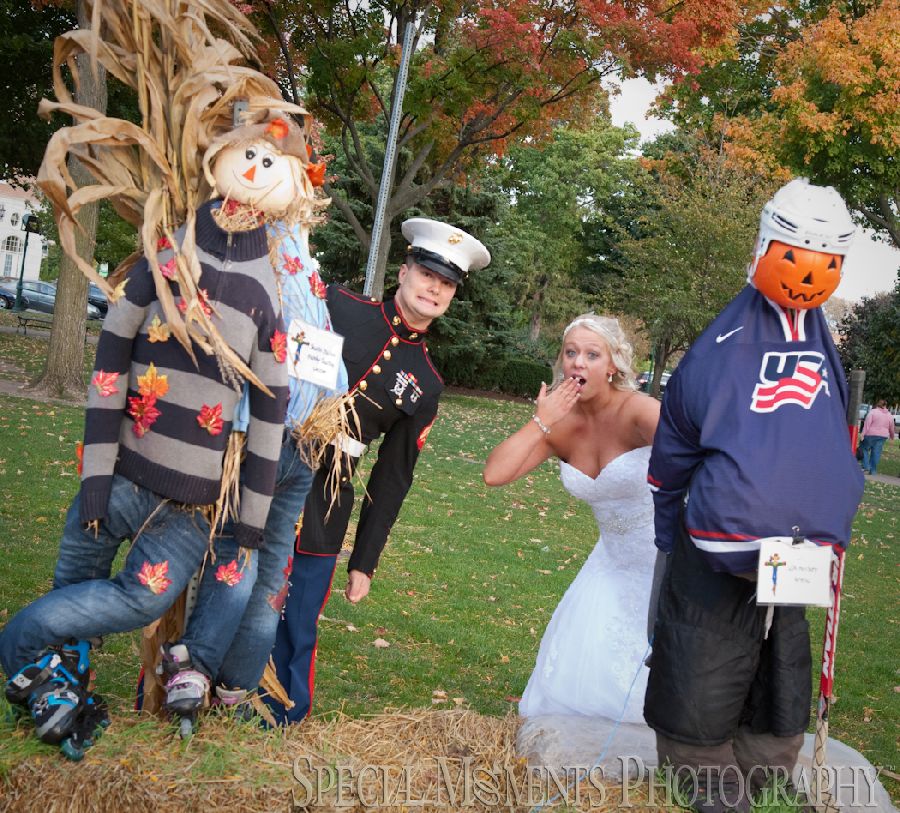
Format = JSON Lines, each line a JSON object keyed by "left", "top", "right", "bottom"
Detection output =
{"left": 837, "top": 280, "right": 900, "bottom": 405}
{"left": 0, "top": 0, "right": 75, "bottom": 179}
{"left": 770, "top": 1, "right": 900, "bottom": 247}
{"left": 247, "top": 0, "right": 742, "bottom": 296}
{"left": 31, "top": 0, "right": 107, "bottom": 399}
{"left": 605, "top": 142, "right": 773, "bottom": 392}
{"left": 660, "top": 1, "right": 900, "bottom": 248}
{"left": 485, "top": 119, "right": 640, "bottom": 341}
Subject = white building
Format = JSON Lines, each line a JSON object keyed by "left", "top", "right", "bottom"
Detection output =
{"left": 0, "top": 181, "right": 46, "bottom": 283}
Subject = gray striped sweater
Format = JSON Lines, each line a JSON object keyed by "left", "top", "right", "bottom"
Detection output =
{"left": 80, "top": 201, "right": 289, "bottom": 549}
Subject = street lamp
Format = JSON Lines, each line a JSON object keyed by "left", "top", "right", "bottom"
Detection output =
{"left": 12, "top": 213, "right": 41, "bottom": 312}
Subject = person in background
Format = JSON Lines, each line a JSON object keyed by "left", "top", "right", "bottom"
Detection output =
{"left": 859, "top": 399, "right": 895, "bottom": 475}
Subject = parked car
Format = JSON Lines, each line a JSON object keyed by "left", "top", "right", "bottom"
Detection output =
{"left": 0, "top": 278, "right": 28, "bottom": 309}
{"left": 637, "top": 371, "right": 671, "bottom": 394}
{"left": 87, "top": 283, "right": 109, "bottom": 317}
{"left": 20, "top": 280, "right": 101, "bottom": 320}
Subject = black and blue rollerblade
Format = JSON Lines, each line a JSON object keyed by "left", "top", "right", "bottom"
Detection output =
{"left": 60, "top": 693, "right": 110, "bottom": 761}
{"left": 5, "top": 640, "right": 92, "bottom": 746}
{"left": 159, "top": 643, "right": 209, "bottom": 739}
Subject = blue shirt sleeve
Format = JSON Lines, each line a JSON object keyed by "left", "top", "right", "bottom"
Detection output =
{"left": 647, "top": 367, "right": 705, "bottom": 553}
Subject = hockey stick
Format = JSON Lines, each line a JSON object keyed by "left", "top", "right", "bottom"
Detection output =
{"left": 810, "top": 369, "right": 865, "bottom": 812}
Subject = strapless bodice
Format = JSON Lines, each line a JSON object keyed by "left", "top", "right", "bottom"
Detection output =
{"left": 559, "top": 446, "right": 654, "bottom": 571}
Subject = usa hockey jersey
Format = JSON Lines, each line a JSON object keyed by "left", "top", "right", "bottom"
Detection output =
{"left": 648, "top": 285, "right": 864, "bottom": 574}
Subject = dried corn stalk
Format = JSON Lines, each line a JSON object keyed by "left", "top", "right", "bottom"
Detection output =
{"left": 36, "top": 0, "right": 305, "bottom": 390}
{"left": 292, "top": 392, "right": 364, "bottom": 516}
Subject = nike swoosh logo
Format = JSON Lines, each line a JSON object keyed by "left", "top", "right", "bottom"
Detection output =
{"left": 716, "top": 327, "right": 744, "bottom": 343}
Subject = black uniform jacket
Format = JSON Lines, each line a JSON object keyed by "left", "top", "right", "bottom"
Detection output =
{"left": 296, "top": 285, "right": 443, "bottom": 575}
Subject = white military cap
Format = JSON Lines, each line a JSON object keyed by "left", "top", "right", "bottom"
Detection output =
{"left": 401, "top": 217, "right": 491, "bottom": 284}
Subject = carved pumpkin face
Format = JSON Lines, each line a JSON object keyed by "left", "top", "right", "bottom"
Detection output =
{"left": 212, "top": 139, "right": 305, "bottom": 214}
{"left": 752, "top": 240, "right": 843, "bottom": 309}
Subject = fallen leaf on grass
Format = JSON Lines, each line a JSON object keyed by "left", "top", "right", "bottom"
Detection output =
{"left": 504, "top": 695, "right": 521, "bottom": 703}
{"left": 345, "top": 624, "right": 357, "bottom": 632}
{"left": 499, "top": 655, "right": 509, "bottom": 663}
{"left": 372, "top": 638, "right": 390, "bottom": 649}
{"left": 863, "top": 707, "right": 874, "bottom": 722}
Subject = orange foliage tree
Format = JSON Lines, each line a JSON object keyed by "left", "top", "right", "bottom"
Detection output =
{"left": 666, "top": 1, "right": 899, "bottom": 248}
{"left": 770, "top": 1, "right": 900, "bottom": 247}
{"left": 242, "top": 0, "right": 742, "bottom": 294}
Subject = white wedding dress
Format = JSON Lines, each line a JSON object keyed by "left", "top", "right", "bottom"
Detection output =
{"left": 519, "top": 446, "right": 655, "bottom": 723}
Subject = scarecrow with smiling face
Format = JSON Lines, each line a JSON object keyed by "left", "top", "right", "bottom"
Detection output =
{"left": 148, "top": 112, "right": 353, "bottom": 733}
{"left": 643, "top": 178, "right": 865, "bottom": 812}
{"left": 0, "top": 110, "right": 331, "bottom": 752}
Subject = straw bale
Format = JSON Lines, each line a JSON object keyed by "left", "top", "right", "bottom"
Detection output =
{"left": 1, "top": 708, "right": 664, "bottom": 812}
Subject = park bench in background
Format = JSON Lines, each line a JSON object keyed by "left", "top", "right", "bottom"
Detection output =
{"left": 16, "top": 314, "right": 54, "bottom": 335}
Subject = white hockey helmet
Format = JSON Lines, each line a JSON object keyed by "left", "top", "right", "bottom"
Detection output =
{"left": 750, "top": 178, "right": 856, "bottom": 278}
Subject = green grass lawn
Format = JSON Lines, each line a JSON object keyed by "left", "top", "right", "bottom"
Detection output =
{"left": 0, "top": 316, "right": 96, "bottom": 384}
{"left": 0, "top": 308, "right": 104, "bottom": 335}
{"left": 871, "top": 436, "right": 900, "bottom": 478}
{"left": 0, "top": 390, "right": 897, "bottom": 804}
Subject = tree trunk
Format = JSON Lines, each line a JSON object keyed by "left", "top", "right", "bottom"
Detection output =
{"left": 650, "top": 337, "right": 673, "bottom": 399}
{"left": 368, "top": 217, "right": 394, "bottom": 301}
{"left": 528, "top": 278, "right": 548, "bottom": 342}
{"left": 30, "top": 0, "right": 107, "bottom": 399}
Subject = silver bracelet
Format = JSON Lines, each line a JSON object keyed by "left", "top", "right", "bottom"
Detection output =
{"left": 532, "top": 414, "right": 551, "bottom": 435}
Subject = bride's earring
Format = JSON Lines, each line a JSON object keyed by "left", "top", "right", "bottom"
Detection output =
{"left": 607, "top": 372, "right": 613, "bottom": 383}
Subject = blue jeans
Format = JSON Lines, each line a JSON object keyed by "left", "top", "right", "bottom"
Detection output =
{"left": 859, "top": 436, "right": 887, "bottom": 474}
{"left": 181, "top": 432, "right": 314, "bottom": 690}
{"left": 0, "top": 475, "right": 210, "bottom": 677}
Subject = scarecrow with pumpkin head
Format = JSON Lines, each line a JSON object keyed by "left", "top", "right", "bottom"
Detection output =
{"left": 643, "top": 179, "right": 865, "bottom": 812}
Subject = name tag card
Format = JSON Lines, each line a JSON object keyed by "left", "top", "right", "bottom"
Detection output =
{"left": 756, "top": 537, "right": 833, "bottom": 607}
{"left": 286, "top": 319, "right": 344, "bottom": 390}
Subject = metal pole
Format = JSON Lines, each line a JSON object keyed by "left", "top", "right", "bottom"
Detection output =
{"left": 847, "top": 369, "right": 866, "bottom": 452}
{"left": 12, "top": 230, "right": 30, "bottom": 312}
{"left": 363, "top": 20, "right": 415, "bottom": 297}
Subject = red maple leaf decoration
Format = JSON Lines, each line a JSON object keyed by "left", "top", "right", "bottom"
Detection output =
{"left": 196, "top": 289, "right": 213, "bottom": 316}
{"left": 75, "top": 442, "right": 84, "bottom": 476}
{"left": 215, "top": 559, "right": 244, "bottom": 587}
{"left": 197, "top": 402, "right": 224, "bottom": 436}
{"left": 156, "top": 236, "right": 172, "bottom": 251}
{"left": 308, "top": 271, "right": 326, "bottom": 299}
{"left": 176, "top": 289, "right": 212, "bottom": 316}
{"left": 270, "top": 330, "right": 287, "bottom": 363}
{"left": 306, "top": 161, "right": 327, "bottom": 187}
{"left": 282, "top": 254, "right": 304, "bottom": 275}
{"left": 267, "top": 556, "right": 294, "bottom": 613}
{"left": 137, "top": 560, "right": 172, "bottom": 595}
{"left": 160, "top": 258, "right": 177, "bottom": 279}
{"left": 91, "top": 369, "right": 120, "bottom": 398}
{"left": 127, "top": 394, "right": 161, "bottom": 438}
{"left": 266, "top": 118, "right": 290, "bottom": 140}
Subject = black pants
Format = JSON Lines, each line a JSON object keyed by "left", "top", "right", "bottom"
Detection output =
{"left": 645, "top": 526, "right": 812, "bottom": 746}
